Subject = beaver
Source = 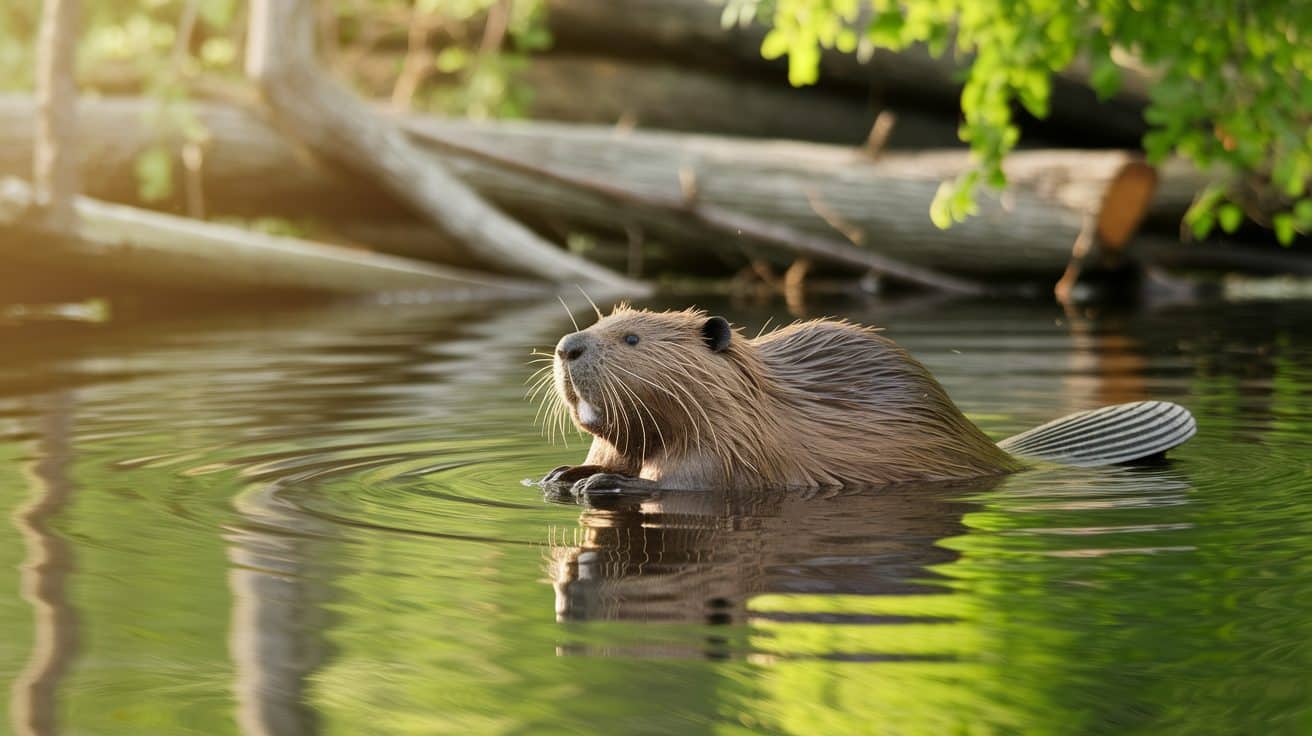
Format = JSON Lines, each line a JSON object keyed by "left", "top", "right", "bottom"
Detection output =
{"left": 535, "top": 306, "right": 1196, "bottom": 494}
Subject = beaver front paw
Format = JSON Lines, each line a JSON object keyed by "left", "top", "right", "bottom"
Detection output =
{"left": 542, "top": 464, "right": 608, "bottom": 485}
{"left": 570, "top": 472, "right": 655, "bottom": 496}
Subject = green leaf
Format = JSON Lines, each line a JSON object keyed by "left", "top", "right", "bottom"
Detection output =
{"left": 1090, "top": 57, "right": 1122, "bottom": 99}
{"left": 435, "top": 47, "right": 467, "bottom": 73}
{"left": 836, "top": 29, "right": 858, "bottom": 53}
{"left": 929, "top": 182, "right": 954, "bottom": 229}
{"left": 761, "top": 29, "right": 790, "bottom": 60}
{"left": 1218, "top": 203, "right": 1243, "bottom": 233}
{"left": 1016, "top": 69, "right": 1051, "bottom": 118}
{"left": 787, "top": 43, "right": 821, "bottom": 86}
{"left": 1189, "top": 209, "right": 1215, "bottom": 240}
{"left": 866, "top": 11, "right": 905, "bottom": 47}
{"left": 1295, "top": 199, "right": 1312, "bottom": 227}
{"left": 1274, "top": 213, "right": 1296, "bottom": 245}
{"left": 198, "top": 0, "right": 237, "bottom": 28}
{"left": 134, "top": 145, "right": 174, "bottom": 202}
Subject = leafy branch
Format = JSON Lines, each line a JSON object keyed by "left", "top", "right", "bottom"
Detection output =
{"left": 731, "top": 0, "right": 1312, "bottom": 244}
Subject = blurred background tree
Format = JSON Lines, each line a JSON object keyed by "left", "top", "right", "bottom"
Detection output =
{"left": 0, "top": 0, "right": 549, "bottom": 202}
{"left": 730, "top": 0, "right": 1312, "bottom": 243}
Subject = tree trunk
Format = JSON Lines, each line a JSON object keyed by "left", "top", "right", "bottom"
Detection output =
{"left": 33, "top": 0, "right": 80, "bottom": 227}
{"left": 0, "top": 97, "right": 1159, "bottom": 278}
{"left": 0, "top": 177, "right": 544, "bottom": 298}
{"left": 244, "top": 0, "right": 644, "bottom": 295}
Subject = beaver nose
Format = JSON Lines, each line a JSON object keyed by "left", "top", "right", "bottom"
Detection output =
{"left": 556, "top": 332, "right": 588, "bottom": 362}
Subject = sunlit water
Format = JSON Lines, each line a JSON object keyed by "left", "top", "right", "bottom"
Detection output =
{"left": 1, "top": 294, "right": 1310, "bottom": 735}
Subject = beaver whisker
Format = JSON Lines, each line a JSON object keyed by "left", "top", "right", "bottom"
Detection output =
{"left": 593, "top": 373, "right": 615, "bottom": 434}
{"left": 535, "top": 364, "right": 570, "bottom": 446}
{"left": 616, "top": 350, "right": 723, "bottom": 451}
{"left": 533, "top": 391, "right": 556, "bottom": 440}
{"left": 551, "top": 396, "right": 569, "bottom": 446}
{"left": 603, "top": 366, "right": 660, "bottom": 465}
{"left": 531, "top": 374, "right": 561, "bottom": 440}
{"left": 527, "top": 371, "right": 557, "bottom": 404}
{"left": 575, "top": 285, "right": 604, "bottom": 322}
{"left": 556, "top": 382, "right": 576, "bottom": 445}
{"left": 528, "top": 368, "right": 552, "bottom": 403}
{"left": 524, "top": 366, "right": 553, "bottom": 389}
{"left": 598, "top": 377, "right": 620, "bottom": 450}
{"left": 605, "top": 368, "right": 659, "bottom": 457}
{"left": 644, "top": 345, "right": 770, "bottom": 478}
{"left": 557, "top": 295, "right": 581, "bottom": 332}
{"left": 648, "top": 343, "right": 731, "bottom": 394}
{"left": 527, "top": 380, "right": 555, "bottom": 402}
{"left": 610, "top": 364, "right": 695, "bottom": 458}
{"left": 602, "top": 375, "right": 635, "bottom": 460}
{"left": 606, "top": 378, "right": 634, "bottom": 459}
{"left": 609, "top": 362, "right": 706, "bottom": 457}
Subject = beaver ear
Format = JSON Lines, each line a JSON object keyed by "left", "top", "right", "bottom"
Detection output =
{"left": 701, "top": 316, "right": 732, "bottom": 353}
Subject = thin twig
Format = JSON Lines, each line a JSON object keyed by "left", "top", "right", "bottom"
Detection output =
{"left": 863, "top": 110, "right": 897, "bottom": 159}
{"left": 1054, "top": 213, "right": 1098, "bottom": 304}
{"left": 172, "top": 0, "right": 200, "bottom": 68}
{"left": 806, "top": 187, "right": 865, "bottom": 245}
{"left": 783, "top": 258, "right": 811, "bottom": 315}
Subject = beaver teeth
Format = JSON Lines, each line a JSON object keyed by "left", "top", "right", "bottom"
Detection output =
{"left": 577, "top": 399, "right": 600, "bottom": 426}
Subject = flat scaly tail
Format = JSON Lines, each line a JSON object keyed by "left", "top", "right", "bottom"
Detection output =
{"left": 997, "top": 401, "right": 1197, "bottom": 467}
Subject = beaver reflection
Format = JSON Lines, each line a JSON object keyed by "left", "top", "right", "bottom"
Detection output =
{"left": 547, "top": 481, "right": 992, "bottom": 630}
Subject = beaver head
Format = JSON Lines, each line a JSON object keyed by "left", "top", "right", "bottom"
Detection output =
{"left": 552, "top": 306, "right": 735, "bottom": 458}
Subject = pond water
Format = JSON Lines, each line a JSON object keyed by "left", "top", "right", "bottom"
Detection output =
{"left": 1, "top": 293, "right": 1310, "bottom": 735}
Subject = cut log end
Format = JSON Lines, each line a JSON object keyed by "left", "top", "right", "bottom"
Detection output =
{"left": 1097, "top": 161, "right": 1158, "bottom": 251}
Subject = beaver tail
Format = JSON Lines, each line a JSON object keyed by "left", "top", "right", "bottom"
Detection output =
{"left": 997, "top": 401, "right": 1196, "bottom": 467}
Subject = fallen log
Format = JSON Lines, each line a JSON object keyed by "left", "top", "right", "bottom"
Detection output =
{"left": 403, "top": 118, "right": 1156, "bottom": 276}
{"left": 1131, "top": 235, "right": 1312, "bottom": 276}
{"left": 405, "top": 124, "right": 991, "bottom": 294}
{"left": 0, "top": 96, "right": 1157, "bottom": 278}
{"left": 349, "top": 52, "right": 963, "bottom": 147}
{"left": 542, "top": 0, "right": 1149, "bottom": 145}
{"left": 1146, "top": 158, "right": 1214, "bottom": 227}
{"left": 245, "top": 0, "right": 644, "bottom": 295}
{"left": 0, "top": 96, "right": 404, "bottom": 220}
{"left": 0, "top": 177, "right": 543, "bottom": 298}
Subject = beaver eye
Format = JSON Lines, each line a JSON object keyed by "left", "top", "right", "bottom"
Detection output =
{"left": 624, "top": 334, "right": 640, "bottom": 346}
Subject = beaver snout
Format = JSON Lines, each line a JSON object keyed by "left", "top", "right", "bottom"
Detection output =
{"left": 556, "top": 332, "right": 591, "bottom": 362}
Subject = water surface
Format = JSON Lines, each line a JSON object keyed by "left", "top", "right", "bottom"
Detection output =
{"left": 1, "top": 295, "right": 1310, "bottom": 735}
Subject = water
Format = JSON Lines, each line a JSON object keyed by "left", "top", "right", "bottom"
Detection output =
{"left": 1, "top": 294, "right": 1310, "bottom": 735}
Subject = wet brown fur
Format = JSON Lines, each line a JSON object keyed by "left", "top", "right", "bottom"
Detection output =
{"left": 537, "top": 306, "right": 1023, "bottom": 489}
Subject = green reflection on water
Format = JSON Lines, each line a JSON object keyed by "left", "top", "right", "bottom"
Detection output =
{"left": 0, "top": 298, "right": 1309, "bottom": 735}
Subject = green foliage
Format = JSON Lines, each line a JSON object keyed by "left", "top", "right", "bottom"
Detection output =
{"left": 729, "top": 0, "right": 1312, "bottom": 244}
{"left": 0, "top": 5, "right": 38, "bottom": 91}
{"left": 18, "top": 1, "right": 244, "bottom": 201}
{"left": 337, "top": 0, "right": 551, "bottom": 119}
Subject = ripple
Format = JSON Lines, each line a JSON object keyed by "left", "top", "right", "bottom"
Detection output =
{"left": 5, "top": 297, "right": 1312, "bottom": 735}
